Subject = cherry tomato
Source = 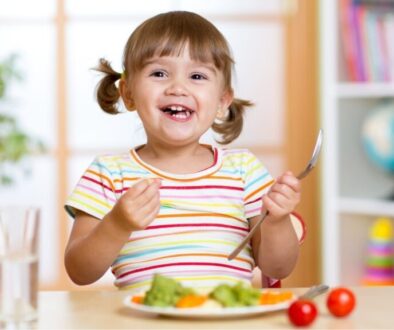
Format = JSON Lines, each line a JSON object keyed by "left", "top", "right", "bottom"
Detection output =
{"left": 288, "top": 300, "right": 318, "bottom": 327}
{"left": 326, "top": 287, "right": 356, "bottom": 317}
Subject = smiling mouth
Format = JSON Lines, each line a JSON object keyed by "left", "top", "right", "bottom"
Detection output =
{"left": 160, "top": 105, "right": 194, "bottom": 120}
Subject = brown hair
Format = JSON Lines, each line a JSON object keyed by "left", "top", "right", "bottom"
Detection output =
{"left": 95, "top": 11, "right": 253, "bottom": 144}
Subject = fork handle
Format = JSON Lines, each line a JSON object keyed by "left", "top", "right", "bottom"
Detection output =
{"left": 228, "top": 166, "right": 314, "bottom": 261}
{"left": 227, "top": 209, "right": 269, "bottom": 260}
{"left": 299, "top": 284, "right": 329, "bottom": 300}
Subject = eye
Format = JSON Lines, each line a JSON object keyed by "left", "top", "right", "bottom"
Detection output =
{"left": 191, "top": 73, "right": 207, "bottom": 80}
{"left": 150, "top": 70, "right": 167, "bottom": 78}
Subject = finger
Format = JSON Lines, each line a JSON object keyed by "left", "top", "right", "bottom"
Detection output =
{"left": 124, "top": 178, "right": 160, "bottom": 199}
{"left": 266, "top": 191, "right": 290, "bottom": 209}
{"left": 139, "top": 199, "right": 162, "bottom": 227}
{"left": 276, "top": 174, "right": 301, "bottom": 193}
{"left": 264, "top": 190, "right": 296, "bottom": 210}
{"left": 262, "top": 195, "right": 289, "bottom": 218}
{"left": 131, "top": 179, "right": 161, "bottom": 209}
{"left": 270, "top": 183, "right": 296, "bottom": 197}
{"left": 124, "top": 179, "right": 151, "bottom": 198}
{"left": 133, "top": 192, "right": 161, "bottom": 227}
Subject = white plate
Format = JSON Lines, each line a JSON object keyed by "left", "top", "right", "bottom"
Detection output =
{"left": 123, "top": 295, "right": 295, "bottom": 319}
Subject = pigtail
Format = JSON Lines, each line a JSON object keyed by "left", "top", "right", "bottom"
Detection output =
{"left": 94, "top": 58, "right": 122, "bottom": 114}
{"left": 212, "top": 98, "right": 253, "bottom": 145}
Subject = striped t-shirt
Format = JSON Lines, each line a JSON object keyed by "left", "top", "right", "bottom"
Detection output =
{"left": 65, "top": 145, "right": 274, "bottom": 293}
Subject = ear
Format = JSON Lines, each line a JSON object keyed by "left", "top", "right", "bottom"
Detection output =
{"left": 219, "top": 88, "right": 234, "bottom": 111}
{"left": 119, "top": 79, "right": 135, "bottom": 111}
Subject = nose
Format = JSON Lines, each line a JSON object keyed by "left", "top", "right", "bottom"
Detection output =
{"left": 165, "top": 77, "right": 188, "bottom": 96}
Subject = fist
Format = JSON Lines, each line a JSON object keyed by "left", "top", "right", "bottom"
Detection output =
{"left": 262, "top": 171, "right": 301, "bottom": 219}
{"left": 110, "top": 178, "right": 161, "bottom": 231}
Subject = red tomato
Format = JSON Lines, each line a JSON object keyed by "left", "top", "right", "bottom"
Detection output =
{"left": 326, "top": 287, "right": 356, "bottom": 317}
{"left": 288, "top": 300, "right": 318, "bottom": 327}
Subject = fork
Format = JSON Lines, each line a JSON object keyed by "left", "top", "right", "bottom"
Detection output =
{"left": 227, "top": 129, "right": 323, "bottom": 261}
{"left": 298, "top": 284, "right": 329, "bottom": 300}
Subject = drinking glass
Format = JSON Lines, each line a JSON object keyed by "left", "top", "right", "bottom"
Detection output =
{"left": 0, "top": 207, "right": 40, "bottom": 325}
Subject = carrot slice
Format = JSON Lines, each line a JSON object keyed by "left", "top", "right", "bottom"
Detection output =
{"left": 280, "top": 291, "right": 294, "bottom": 300}
{"left": 259, "top": 291, "right": 294, "bottom": 305}
{"left": 131, "top": 295, "right": 144, "bottom": 304}
{"left": 176, "top": 295, "right": 207, "bottom": 308}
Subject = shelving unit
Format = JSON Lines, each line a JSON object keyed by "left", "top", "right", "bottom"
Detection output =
{"left": 320, "top": 0, "right": 394, "bottom": 285}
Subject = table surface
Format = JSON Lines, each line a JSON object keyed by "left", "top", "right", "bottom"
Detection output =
{"left": 33, "top": 287, "right": 393, "bottom": 329}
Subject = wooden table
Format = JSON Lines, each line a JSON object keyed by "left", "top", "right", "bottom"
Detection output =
{"left": 33, "top": 287, "right": 393, "bottom": 329}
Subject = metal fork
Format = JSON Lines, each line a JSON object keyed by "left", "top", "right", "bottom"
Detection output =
{"left": 298, "top": 284, "right": 329, "bottom": 300}
{"left": 228, "top": 129, "right": 323, "bottom": 260}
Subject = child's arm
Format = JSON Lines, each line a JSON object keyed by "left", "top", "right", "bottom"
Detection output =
{"left": 64, "top": 178, "right": 161, "bottom": 285}
{"left": 250, "top": 171, "right": 301, "bottom": 280}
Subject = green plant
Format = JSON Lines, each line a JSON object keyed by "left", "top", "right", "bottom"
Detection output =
{"left": 0, "top": 55, "right": 45, "bottom": 185}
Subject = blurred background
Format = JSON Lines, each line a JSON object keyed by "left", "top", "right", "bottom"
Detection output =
{"left": 1, "top": 0, "right": 393, "bottom": 291}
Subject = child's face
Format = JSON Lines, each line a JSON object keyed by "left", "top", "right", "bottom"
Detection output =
{"left": 122, "top": 45, "right": 233, "bottom": 147}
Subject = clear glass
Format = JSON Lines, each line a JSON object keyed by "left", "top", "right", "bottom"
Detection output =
{"left": 0, "top": 207, "right": 40, "bottom": 326}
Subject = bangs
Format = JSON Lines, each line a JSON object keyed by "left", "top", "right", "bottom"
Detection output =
{"left": 124, "top": 11, "right": 233, "bottom": 77}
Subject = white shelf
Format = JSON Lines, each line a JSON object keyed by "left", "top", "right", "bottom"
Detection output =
{"left": 339, "top": 197, "right": 394, "bottom": 217}
{"left": 337, "top": 83, "right": 394, "bottom": 98}
{"left": 320, "top": 0, "right": 394, "bottom": 287}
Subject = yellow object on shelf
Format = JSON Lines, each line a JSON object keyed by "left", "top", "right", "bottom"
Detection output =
{"left": 370, "top": 217, "right": 393, "bottom": 241}
{"left": 362, "top": 217, "right": 394, "bottom": 286}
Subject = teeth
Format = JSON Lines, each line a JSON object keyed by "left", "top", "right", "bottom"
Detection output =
{"left": 169, "top": 105, "right": 185, "bottom": 111}
{"left": 161, "top": 104, "right": 193, "bottom": 118}
{"left": 173, "top": 112, "right": 189, "bottom": 119}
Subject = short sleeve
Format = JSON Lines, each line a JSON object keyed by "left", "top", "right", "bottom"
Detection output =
{"left": 65, "top": 157, "right": 118, "bottom": 220}
{"left": 243, "top": 151, "right": 274, "bottom": 219}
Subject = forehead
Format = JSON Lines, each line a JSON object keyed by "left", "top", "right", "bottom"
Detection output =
{"left": 143, "top": 45, "right": 218, "bottom": 72}
{"left": 143, "top": 40, "right": 217, "bottom": 67}
{"left": 126, "top": 30, "right": 230, "bottom": 75}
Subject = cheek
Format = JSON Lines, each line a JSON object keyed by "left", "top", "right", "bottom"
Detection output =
{"left": 133, "top": 87, "right": 157, "bottom": 111}
{"left": 197, "top": 89, "right": 222, "bottom": 108}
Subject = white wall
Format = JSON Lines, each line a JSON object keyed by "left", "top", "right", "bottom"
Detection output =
{"left": 0, "top": 0, "right": 287, "bottom": 288}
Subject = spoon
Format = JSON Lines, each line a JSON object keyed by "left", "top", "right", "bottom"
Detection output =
{"left": 298, "top": 284, "right": 329, "bottom": 300}
{"left": 228, "top": 129, "right": 323, "bottom": 260}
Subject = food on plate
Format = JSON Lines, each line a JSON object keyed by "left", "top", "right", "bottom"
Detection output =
{"left": 143, "top": 274, "right": 196, "bottom": 307}
{"left": 131, "top": 274, "right": 295, "bottom": 309}
{"left": 209, "top": 282, "right": 261, "bottom": 307}
{"left": 259, "top": 291, "right": 294, "bottom": 305}
{"left": 287, "top": 300, "right": 318, "bottom": 327}
{"left": 326, "top": 287, "right": 356, "bottom": 317}
{"left": 176, "top": 294, "right": 208, "bottom": 308}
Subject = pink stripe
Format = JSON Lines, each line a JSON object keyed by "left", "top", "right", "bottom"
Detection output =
{"left": 81, "top": 175, "right": 115, "bottom": 193}
{"left": 245, "top": 196, "right": 262, "bottom": 205}
{"left": 145, "top": 223, "right": 248, "bottom": 232}
{"left": 128, "top": 229, "right": 245, "bottom": 242}
{"left": 117, "top": 185, "right": 244, "bottom": 194}
{"left": 116, "top": 269, "right": 252, "bottom": 284}
{"left": 160, "top": 194, "right": 242, "bottom": 201}
{"left": 77, "top": 183, "right": 117, "bottom": 203}
{"left": 119, "top": 262, "right": 250, "bottom": 278}
{"left": 246, "top": 207, "right": 261, "bottom": 215}
{"left": 160, "top": 185, "right": 243, "bottom": 191}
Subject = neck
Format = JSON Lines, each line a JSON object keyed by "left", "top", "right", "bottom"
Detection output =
{"left": 140, "top": 141, "right": 204, "bottom": 159}
{"left": 136, "top": 141, "right": 214, "bottom": 174}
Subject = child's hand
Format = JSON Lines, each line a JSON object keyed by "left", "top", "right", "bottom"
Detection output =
{"left": 262, "top": 171, "right": 301, "bottom": 220}
{"left": 109, "top": 178, "right": 161, "bottom": 232}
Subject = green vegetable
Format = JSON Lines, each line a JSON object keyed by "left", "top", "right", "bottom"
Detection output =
{"left": 209, "top": 282, "right": 261, "bottom": 307}
{"left": 144, "top": 274, "right": 195, "bottom": 307}
{"left": 143, "top": 274, "right": 261, "bottom": 308}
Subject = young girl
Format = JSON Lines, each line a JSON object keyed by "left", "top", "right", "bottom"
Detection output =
{"left": 64, "top": 11, "right": 301, "bottom": 293}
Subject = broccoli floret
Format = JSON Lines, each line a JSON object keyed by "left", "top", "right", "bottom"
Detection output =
{"left": 209, "top": 282, "right": 260, "bottom": 307}
{"left": 144, "top": 274, "right": 195, "bottom": 307}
